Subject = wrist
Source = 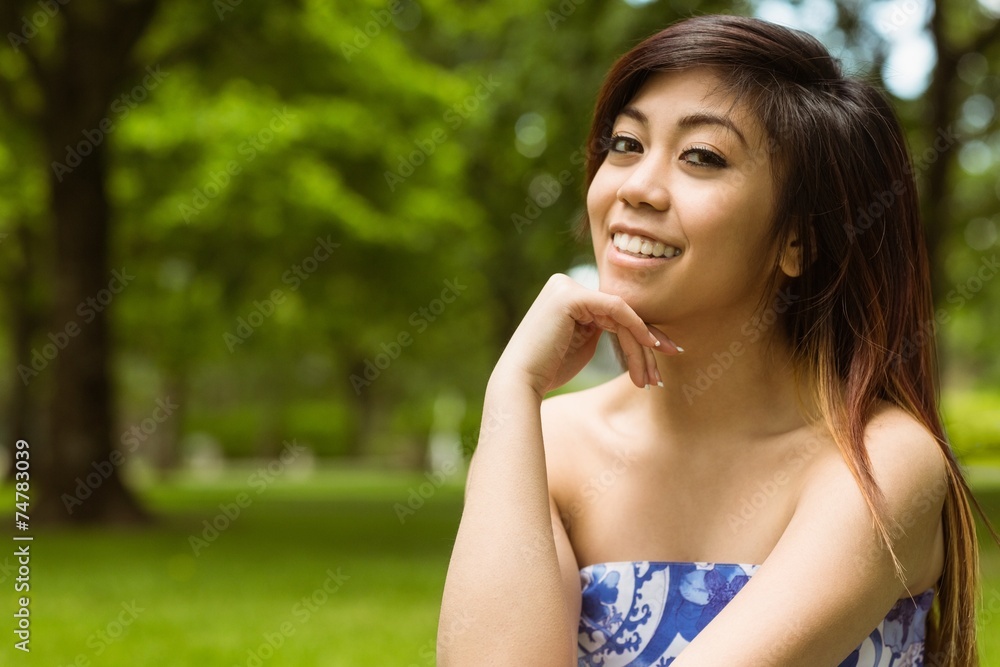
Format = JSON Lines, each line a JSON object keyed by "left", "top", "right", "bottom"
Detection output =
{"left": 486, "top": 365, "right": 546, "bottom": 405}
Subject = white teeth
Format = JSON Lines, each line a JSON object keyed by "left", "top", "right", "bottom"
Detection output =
{"left": 612, "top": 232, "right": 680, "bottom": 258}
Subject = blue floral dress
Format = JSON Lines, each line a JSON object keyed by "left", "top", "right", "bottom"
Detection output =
{"left": 578, "top": 561, "right": 933, "bottom": 667}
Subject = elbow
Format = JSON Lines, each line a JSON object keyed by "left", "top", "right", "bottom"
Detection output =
{"left": 437, "top": 582, "right": 578, "bottom": 665}
{"left": 436, "top": 607, "right": 475, "bottom": 666}
{"left": 437, "top": 627, "right": 577, "bottom": 667}
{"left": 439, "top": 649, "right": 577, "bottom": 667}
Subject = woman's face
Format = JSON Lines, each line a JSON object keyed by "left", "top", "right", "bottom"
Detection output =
{"left": 587, "top": 68, "right": 782, "bottom": 329}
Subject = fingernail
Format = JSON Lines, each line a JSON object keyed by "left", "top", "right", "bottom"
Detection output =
{"left": 657, "top": 381, "right": 664, "bottom": 388}
{"left": 644, "top": 384, "right": 650, "bottom": 390}
{"left": 653, "top": 329, "right": 682, "bottom": 352}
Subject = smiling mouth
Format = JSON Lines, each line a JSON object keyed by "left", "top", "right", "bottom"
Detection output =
{"left": 612, "top": 232, "right": 682, "bottom": 259}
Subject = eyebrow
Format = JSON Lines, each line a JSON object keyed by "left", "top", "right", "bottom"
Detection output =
{"left": 617, "top": 106, "right": 749, "bottom": 149}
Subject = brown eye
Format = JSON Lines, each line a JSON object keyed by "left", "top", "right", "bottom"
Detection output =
{"left": 680, "top": 147, "right": 727, "bottom": 168}
{"left": 607, "top": 135, "right": 643, "bottom": 154}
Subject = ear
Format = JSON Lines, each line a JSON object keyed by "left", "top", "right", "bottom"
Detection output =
{"left": 779, "top": 231, "right": 805, "bottom": 278}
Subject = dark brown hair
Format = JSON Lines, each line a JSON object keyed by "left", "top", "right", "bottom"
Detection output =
{"left": 582, "top": 14, "right": 996, "bottom": 664}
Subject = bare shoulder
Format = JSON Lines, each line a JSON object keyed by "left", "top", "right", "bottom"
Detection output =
{"left": 797, "top": 404, "right": 947, "bottom": 590}
{"left": 669, "top": 405, "right": 950, "bottom": 663}
{"left": 866, "top": 404, "right": 947, "bottom": 468}
{"left": 805, "top": 405, "right": 948, "bottom": 509}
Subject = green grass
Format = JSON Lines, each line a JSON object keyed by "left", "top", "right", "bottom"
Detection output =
{"left": 0, "top": 467, "right": 998, "bottom": 665}
{"left": 0, "top": 468, "right": 463, "bottom": 666}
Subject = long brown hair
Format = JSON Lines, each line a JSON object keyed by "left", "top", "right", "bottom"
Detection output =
{"left": 581, "top": 14, "right": 997, "bottom": 665}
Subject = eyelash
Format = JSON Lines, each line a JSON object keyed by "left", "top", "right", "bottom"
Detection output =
{"left": 603, "top": 134, "right": 642, "bottom": 154}
{"left": 603, "top": 134, "right": 728, "bottom": 168}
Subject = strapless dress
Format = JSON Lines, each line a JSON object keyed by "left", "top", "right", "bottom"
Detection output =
{"left": 578, "top": 561, "right": 933, "bottom": 666}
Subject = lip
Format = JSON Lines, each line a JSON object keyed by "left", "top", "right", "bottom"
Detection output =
{"left": 605, "top": 238, "right": 682, "bottom": 269}
{"left": 605, "top": 224, "right": 683, "bottom": 268}
{"left": 608, "top": 223, "right": 680, "bottom": 250}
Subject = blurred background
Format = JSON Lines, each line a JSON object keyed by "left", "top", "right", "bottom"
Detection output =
{"left": 0, "top": 0, "right": 998, "bottom": 664}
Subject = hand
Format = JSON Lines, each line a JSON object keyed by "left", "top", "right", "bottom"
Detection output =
{"left": 493, "top": 274, "right": 681, "bottom": 398}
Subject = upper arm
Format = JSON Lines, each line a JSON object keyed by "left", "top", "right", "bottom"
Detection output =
{"left": 541, "top": 396, "right": 584, "bottom": 652}
{"left": 552, "top": 496, "right": 582, "bottom": 646}
{"left": 671, "top": 412, "right": 948, "bottom": 666}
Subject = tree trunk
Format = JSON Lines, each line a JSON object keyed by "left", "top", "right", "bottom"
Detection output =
{"left": 21, "top": 0, "right": 162, "bottom": 523}
{"left": 925, "top": 2, "right": 1000, "bottom": 304}
{"left": 5, "top": 223, "right": 42, "bottom": 482}
{"left": 34, "top": 138, "right": 147, "bottom": 523}
{"left": 924, "top": 2, "right": 959, "bottom": 306}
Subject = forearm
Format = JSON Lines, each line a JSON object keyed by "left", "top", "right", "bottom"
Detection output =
{"left": 438, "top": 373, "right": 574, "bottom": 665}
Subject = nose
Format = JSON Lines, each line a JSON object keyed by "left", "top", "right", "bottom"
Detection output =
{"left": 616, "top": 155, "right": 670, "bottom": 211}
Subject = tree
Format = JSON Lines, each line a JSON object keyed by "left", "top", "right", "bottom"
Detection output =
{"left": 3, "top": 0, "right": 998, "bottom": 522}
{"left": 923, "top": 0, "right": 1000, "bottom": 303}
{"left": 1, "top": 0, "right": 163, "bottom": 521}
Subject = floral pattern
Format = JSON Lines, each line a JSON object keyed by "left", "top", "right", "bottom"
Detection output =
{"left": 578, "top": 561, "right": 934, "bottom": 667}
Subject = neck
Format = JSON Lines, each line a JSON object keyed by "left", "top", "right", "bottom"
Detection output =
{"left": 633, "top": 314, "right": 812, "bottom": 443}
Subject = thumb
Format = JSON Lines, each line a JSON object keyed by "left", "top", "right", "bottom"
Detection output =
{"left": 567, "top": 322, "right": 601, "bottom": 355}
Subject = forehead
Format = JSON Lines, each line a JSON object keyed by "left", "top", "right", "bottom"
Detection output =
{"left": 621, "top": 68, "right": 766, "bottom": 145}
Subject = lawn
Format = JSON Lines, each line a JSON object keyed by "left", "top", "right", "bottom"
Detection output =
{"left": 0, "top": 466, "right": 998, "bottom": 666}
{"left": 0, "top": 468, "right": 464, "bottom": 666}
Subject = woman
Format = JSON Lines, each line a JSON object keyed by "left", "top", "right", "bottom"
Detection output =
{"left": 439, "top": 14, "right": 993, "bottom": 666}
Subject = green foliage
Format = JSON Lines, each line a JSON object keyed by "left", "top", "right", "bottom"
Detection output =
{"left": 944, "top": 389, "right": 1000, "bottom": 462}
{"left": 0, "top": 0, "right": 997, "bottom": 462}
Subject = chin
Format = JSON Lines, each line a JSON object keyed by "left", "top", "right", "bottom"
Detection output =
{"left": 598, "top": 276, "right": 665, "bottom": 322}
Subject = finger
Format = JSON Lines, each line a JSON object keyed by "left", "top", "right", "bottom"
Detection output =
{"left": 615, "top": 329, "right": 651, "bottom": 388}
{"left": 648, "top": 346, "right": 663, "bottom": 388}
{"left": 642, "top": 344, "right": 658, "bottom": 388}
{"left": 568, "top": 322, "right": 600, "bottom": 357}
{"left": 648, "top": 325, "right": 684, "bottom": 354}
{"left": 575, "top": 294, "right": 660, "bottom": 350}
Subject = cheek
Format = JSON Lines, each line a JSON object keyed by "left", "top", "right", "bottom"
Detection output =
{"left": 586, "top": 188, "right": 599, "bottom": 235}
{"left": 679, "top": 187, "right": 777, "bottom": 283}
{"left": 674, "top": 187, "right": 734, "bottom": 249}
{"left": 586, "top": 166, "right": 616, "bottom": 225}
{"left": 682, "top": 181, "right": 766, "bottom": 243}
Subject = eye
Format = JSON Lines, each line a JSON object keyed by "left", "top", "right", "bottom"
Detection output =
{"left": 680, "top": 146, "right": 727, "bottom": 168}
{"left": 605, "top": 134, "right": 643, "bottom": 155}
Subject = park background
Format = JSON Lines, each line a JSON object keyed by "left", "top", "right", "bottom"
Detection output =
{"left": 0, "top": 0, "right": 999, "bottom": 664}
